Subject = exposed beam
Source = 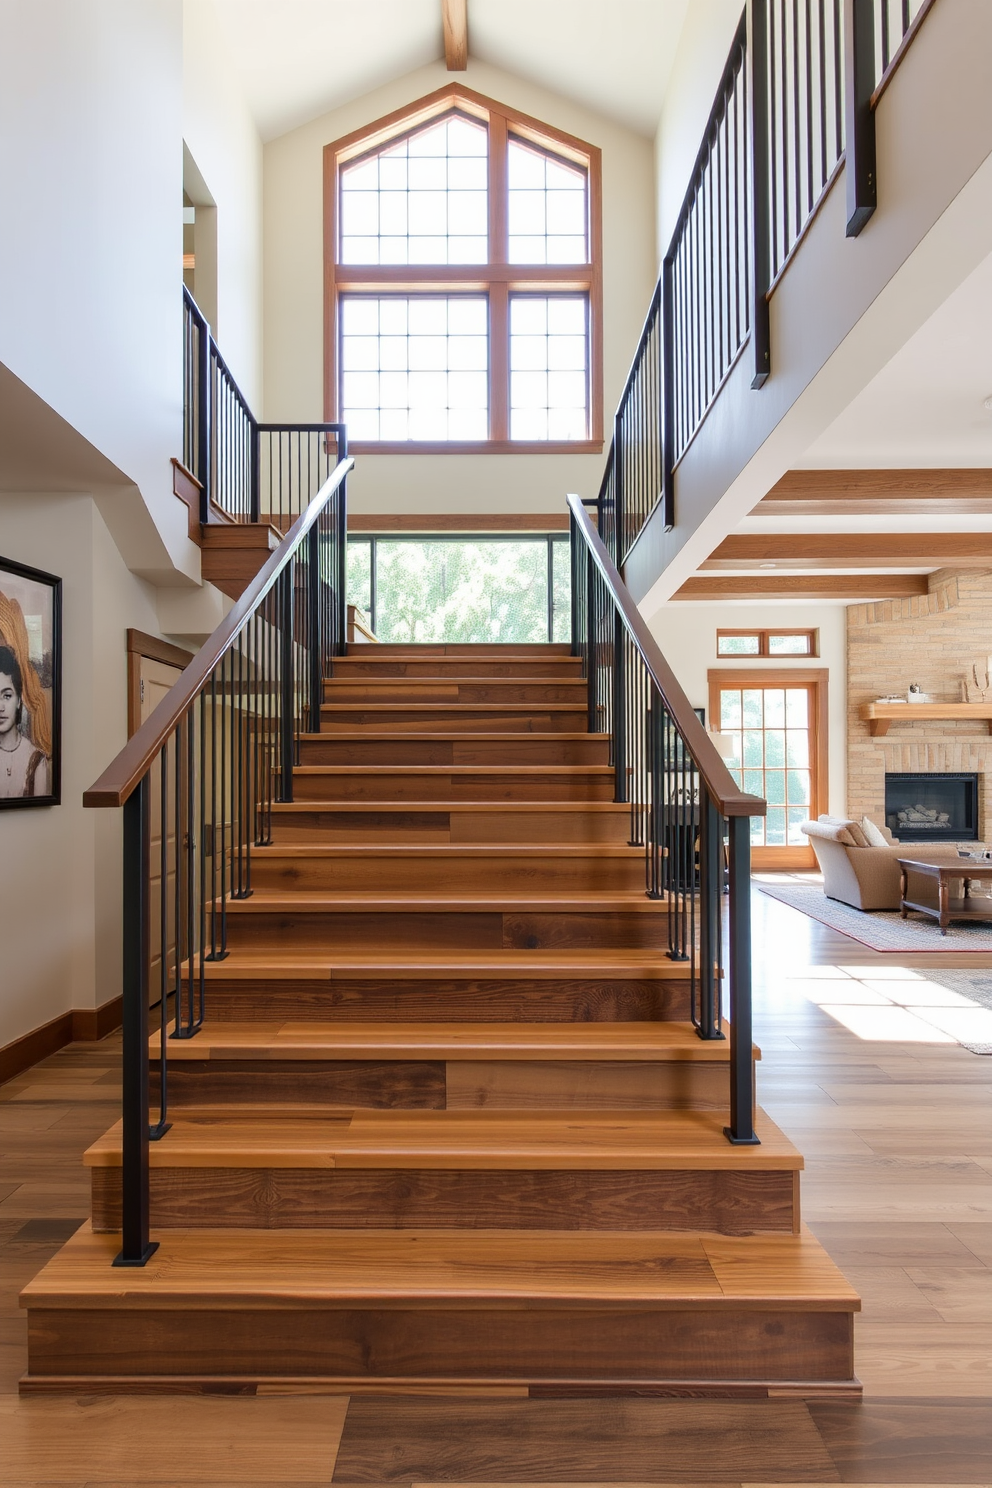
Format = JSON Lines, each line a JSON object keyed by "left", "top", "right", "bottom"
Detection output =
{"left": 672, "top": 575, "right": 929, "bottom": 602}
{"left": 754, "top": 469, "right": 992, "bottom": 516}
{"left": 442, "top": 0, "right": 468, "bottom": 70}
{"left": 703, "top": 533, "right": 992, "bottom": 570}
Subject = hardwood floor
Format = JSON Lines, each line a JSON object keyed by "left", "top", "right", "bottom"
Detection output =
{"left": 3, "top": 886, "right": 992, "bottom": 1479}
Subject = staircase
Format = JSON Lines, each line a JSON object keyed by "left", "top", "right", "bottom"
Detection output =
{"left": 22, "top": 641, "right": 859, "bottom": 1396}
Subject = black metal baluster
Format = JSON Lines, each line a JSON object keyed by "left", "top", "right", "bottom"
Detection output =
{"left": 114, "top": 777, "right": 157, "bottom": 1267}
{"left": 726, "top": 814, "right": 759, "bottom": 1143}
{"left": 845, "top": 0, "right": 877, "bottom": 234}
{"left": 748, "top": 0, "right": 772, "bottom": 385}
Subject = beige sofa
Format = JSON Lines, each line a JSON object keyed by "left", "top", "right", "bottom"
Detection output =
{"left": 800, "top": 815, "right": 972, "bottom": 911}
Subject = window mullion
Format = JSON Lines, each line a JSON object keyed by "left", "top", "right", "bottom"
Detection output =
{"left": 489, "top": 111, "right": 509, "bottom": 441}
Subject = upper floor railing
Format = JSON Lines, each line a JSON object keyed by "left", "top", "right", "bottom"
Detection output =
{"left": 599, "top": 0, "right": 936, "bottom": 569}
{"left": 183, "top": 286, "right": 343, "bottom": 530}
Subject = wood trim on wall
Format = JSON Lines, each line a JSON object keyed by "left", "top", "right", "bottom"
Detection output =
{"left": 171, "top": 458, "right": 203, "bottom": 544}
{"left": 0, "top": 997, "right": 123, "bottom": 1087}
{"left": 708, "top": 666, "right": 829, "bottom": 870}
{"left": 348, "top": 513, "right": 570, "bottom": 532}
{"left": 323, "top": 83, "right": 603, "bottom": 450}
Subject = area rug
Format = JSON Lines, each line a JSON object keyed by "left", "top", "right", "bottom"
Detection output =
{"left": 757, "top": 880, "right": 992, "bottom": 952}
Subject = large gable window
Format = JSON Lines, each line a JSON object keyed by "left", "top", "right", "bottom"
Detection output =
{"left": 324, "top": 86, "right": 602, "bottom": 453}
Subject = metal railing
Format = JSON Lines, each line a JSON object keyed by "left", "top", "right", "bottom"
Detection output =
{"left": 597, "top": 0, "right": 935, "bottom": 569}
{"left": 84, "top": 455, "right": 351, "bottom": 1266}
{"left": 569, "top": 494, "right": 766, "bottom": 1142}
{"left": 183, "top": 286, "right": 342, "bottom": 528}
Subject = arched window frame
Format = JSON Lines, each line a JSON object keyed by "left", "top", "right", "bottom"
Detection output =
{"left": 323, "top": 84, "right": 603, "bottom": 454}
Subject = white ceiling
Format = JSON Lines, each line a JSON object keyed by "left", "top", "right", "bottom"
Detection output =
{"left": 207, "top": 0, "right": 689, "bottom": 142}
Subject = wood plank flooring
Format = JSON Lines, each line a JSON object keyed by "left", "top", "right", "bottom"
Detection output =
{"left": 3, "top": 882, "right": 992, "bottom": 1480}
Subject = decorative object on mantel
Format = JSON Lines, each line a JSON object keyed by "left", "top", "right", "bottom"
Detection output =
{"left": 906, "top": 683, "right": 929, "bottom": 704}
{"left": 875, "top": 695, "right": 904, "bottom": 704}
{"left": 968, "top": 657, "right": 992, "bottom": 702}
{"left": 860, "top": 701, "right": 992, "bottom": 737}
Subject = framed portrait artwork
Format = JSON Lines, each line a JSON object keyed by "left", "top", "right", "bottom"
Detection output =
{"left": 0, "top": 556, "right": 61, "bottom": 808}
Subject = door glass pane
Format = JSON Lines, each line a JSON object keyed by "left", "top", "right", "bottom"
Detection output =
{"left": 719, "top": 682, "right": 816, "bottom": 849}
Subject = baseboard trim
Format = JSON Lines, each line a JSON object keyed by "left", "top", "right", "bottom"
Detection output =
{"left": 0, "top": 997, "right": 123, "bottom": 1086}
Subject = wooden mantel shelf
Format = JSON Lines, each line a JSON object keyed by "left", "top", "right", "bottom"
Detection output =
{"left": 860, "top": 702, "right": 992, "bottom": 737}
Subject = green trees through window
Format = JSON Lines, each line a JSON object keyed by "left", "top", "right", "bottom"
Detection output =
{"left": 347, "top": 536, "right": 571, "bottom": 644}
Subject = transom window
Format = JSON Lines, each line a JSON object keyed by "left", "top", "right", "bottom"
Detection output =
{"left": 717, "top": 628, "right": 818, "bottom": 658}
{"left": 324, "top": 86, "right": 603, "bottom": 453}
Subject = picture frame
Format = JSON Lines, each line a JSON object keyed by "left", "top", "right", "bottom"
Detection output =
{"left": 0, "top": 555, "right": 62, "bottom": 808}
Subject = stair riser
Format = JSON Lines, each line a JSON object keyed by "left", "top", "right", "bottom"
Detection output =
{"left": 249, "top": 857, "right": 645, "bottom": 892}
{"left": 92, "top": 1167, "right": 798, "bottom": 1234}
{"left": 199, "top": 979, "right": 693, "bottom": 1024}
{"left": 222, "top": 910, "right": 670, "bottom": 953}
{"left": 292, "top": 773, "right": 616, "bottom": 803}
{"left": 319, "top": 710, "right": 589, "bottom": 733}
{"left": 269, "top": 811, "right": 632, "bottom": 844}
{"left": 26, "top": 1306, "right": 854, "bottom": 1388}
{"left": 150, "top": 1059, "right": 731, "bottom": 1113}
{"left": 334, "top": 659, "right": 584, "bottom": 677}
{"left": 324, "top": 683, "right": 587, "bottom": 705}
{"left": 299, "top": 739, "right": 611, "bottom": 765}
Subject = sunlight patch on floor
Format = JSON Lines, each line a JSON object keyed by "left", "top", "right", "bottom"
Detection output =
{"left": 781, "top": 964, "right": 992, "bottom": 1045}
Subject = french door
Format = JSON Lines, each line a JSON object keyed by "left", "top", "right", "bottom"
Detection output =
{"left": 708, "top": 669, "right": 828, "bottom": 869}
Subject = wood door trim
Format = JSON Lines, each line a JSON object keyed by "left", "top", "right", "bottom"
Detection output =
{"left": 708, "top": 668, "right": 829, "bottom": 868}
{"left": 126, "top": 631, "right": 193, "bottom": 739}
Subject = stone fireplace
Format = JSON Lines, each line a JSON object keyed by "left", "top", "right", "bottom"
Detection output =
{"left": 848, "top": 569, "right": 992, "bottom": 844}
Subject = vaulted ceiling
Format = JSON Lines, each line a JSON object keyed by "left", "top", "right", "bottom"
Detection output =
{"left": 207, "top": 0, "right": 689, "bottom": 142}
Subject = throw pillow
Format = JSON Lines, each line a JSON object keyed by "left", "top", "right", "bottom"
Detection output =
{"left": 861, "top": 816, "right": 889, "bottom": 847}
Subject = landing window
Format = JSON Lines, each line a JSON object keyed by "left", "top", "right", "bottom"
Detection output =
{"left": 324, "top": 86, "right": 603, "bottom": 453}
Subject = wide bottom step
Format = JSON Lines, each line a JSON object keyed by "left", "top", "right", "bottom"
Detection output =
{"left": 22, "top": 1224, "right": 859, "bottom": 1394}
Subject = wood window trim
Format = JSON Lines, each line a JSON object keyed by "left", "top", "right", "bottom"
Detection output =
{"left": 323, "top": 83, "right": 604, "bottom": 454}
{"left": 716, "top": 627, "right": 819, "bottom": 658}
{"left": 708, "top": 667, "right": 829, "bottom": 871}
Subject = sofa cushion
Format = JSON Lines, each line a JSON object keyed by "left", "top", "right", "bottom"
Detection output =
{"left": 802, "top": 819, "right": 857, "bottom": 846}
{"left": 817, "top": 814, "right": 870, "bottom": 847}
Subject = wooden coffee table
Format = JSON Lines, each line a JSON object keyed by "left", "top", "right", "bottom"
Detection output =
{"left": 898, "top": 857, "right": 992, "bottom": 935}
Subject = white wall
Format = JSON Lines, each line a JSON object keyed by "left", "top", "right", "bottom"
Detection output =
{"left": 263, "top": 57, "right": 656, "bottom": 517}
{"left": 654, "top": 1, "right": 743, "bottom": 260}
{"left": 183, "top": 0, "right": 264, "bottom": 408}
{"left": 649, "top": 600, "right": 848, "bottom": 815}
{"left": 0, "top": 0, "right": 199, "bottom": 584}
{"left": 0, "top": 493, "right": 163, "bottom": 1049}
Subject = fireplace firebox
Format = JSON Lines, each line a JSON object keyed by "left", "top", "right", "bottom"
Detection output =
{"left": 884, "top": 772, "right": 979, "bottom": 843}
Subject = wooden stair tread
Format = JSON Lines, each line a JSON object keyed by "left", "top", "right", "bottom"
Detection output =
{"left": 223, "top": 891, "right": 666, "bottom": 913}
{"left": 320, "top": 703, "right": 585, "bottom": 713}
{"left": 270, "top": 801, "right": 629, "bottom": 813}
{"left": 301, "top": 731, "right": 606, "bottom": 741}
{"left": 22, "top": 1223, "right": 857, "bottom": 1311}
{"left": 150, "top": 1020, "right": 754, "bottom": 1063}
{"left": 194, "top": 948, "right": 691, "bottom": 980}
{"left": 294, "top": 766, "right": 613, "bottom": 775}
{"left": 252, "top": 851, "right": 639, "bottom": 863}
{"left": 84, "top": 1108, "right": 799, "bottom": 1170}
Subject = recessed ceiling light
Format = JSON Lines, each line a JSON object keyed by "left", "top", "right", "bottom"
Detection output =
{"left": 984, "top": 395, "right": 992, "bottom": 411}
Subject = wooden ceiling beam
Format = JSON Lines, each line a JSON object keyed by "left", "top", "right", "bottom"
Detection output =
{"left": 442, "top": 0, "right": 468, "bottom": 70}
{"left": 672, "top": 575, "right": 929, "bottom": 602}
{"left": 754, "top": 468, "right": 992, "bottom": 516}
{"left": 703, "top": 532, "right": 992, "bottom": 570}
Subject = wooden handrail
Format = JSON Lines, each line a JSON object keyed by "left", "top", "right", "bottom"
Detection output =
{"left": 85, "top": 458, "right": 353, "bottom": 809}
{"left": 568, "top": 494, "right": 765, "bottom": 819}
